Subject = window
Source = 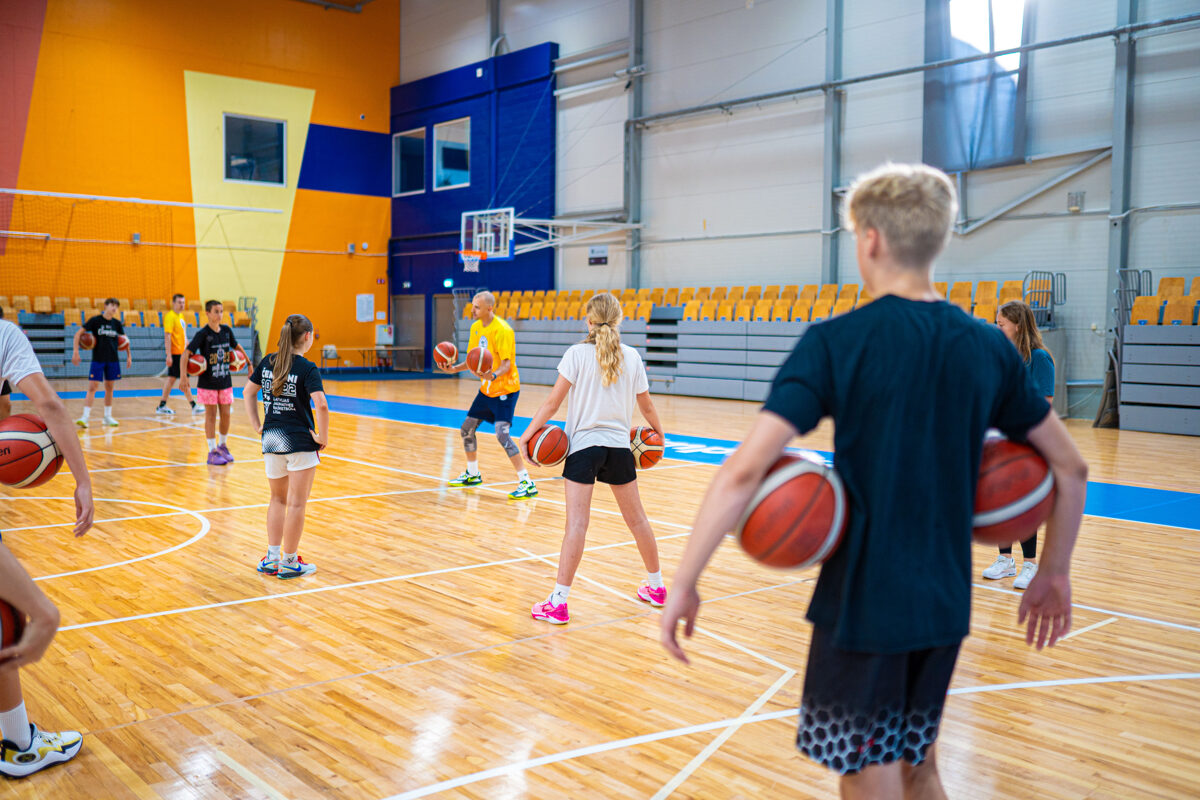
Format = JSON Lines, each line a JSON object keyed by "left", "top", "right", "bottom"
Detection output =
{"left": 224, "top": 114, "right": 285, "bottom": 185}
{"left": 433, "top": 118, "right": 470, "bottom": 190}
{"left": 923, "top": 0, "right": 1031, "bottom": 172}
{"left": 392, "top": 128, "right": 426, "bottom": 195}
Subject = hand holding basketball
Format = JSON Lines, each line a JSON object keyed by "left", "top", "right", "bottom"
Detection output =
{"left": 228, "top": 349, "right": 248, "bottom": 372}
{"left": 630, "top": 426, "right": 665, "bottom": 469}
{"left": 187, "top": 354, "right": 207, "bottom": 376}
{"left": 78, "top": 332, "right": 96, "bottom": 350}
{"left": 0, "top": 414, "right": 64, "bottom": 488}
{"left": 736, "top": 452, "right": 847, "bottom": 570}
{"left": 973, "top": 436, "right": 1055, "bottom": 546}
{"left": 466, "top": 347, "right": 493, "bottom": 377}
{"left": 117, "top": 334, "right": 130, "bottom": 352}
{"left": 0, "top": 597, "right": 60, "bottom": 670}
{"left": 434, "top": 341, "right": 458, "bottom": 370}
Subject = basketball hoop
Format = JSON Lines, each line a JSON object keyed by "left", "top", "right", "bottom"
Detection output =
{"left": 459, "top": 249, "right": 486, "bottom": 273}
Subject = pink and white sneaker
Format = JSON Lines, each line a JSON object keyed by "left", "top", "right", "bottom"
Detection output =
{"left": 531, "top": 599, "right": 569, "bottom": 624}
{"left": 637, "top": 582, "right": 667, "bottom": 607}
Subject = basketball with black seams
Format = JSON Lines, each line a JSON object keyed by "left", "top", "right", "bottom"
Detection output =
{"left": 117, "top": 334, "right": 130, "bottom": 352}
{"left": 228, "top": 350, "right": 248, "bottom": 372}
{"left": 78, "top": 332, "right": 96, "bottom": 350}
{"left": 736, "top": 452, "right": 847, "bottom": 569}
{"left": 0, "top": 600, "right": 25, "bottom": 649}
{"left": 466, "top": 347, "right": 493, "bottom": 376}
{"left": 630, "top": 426, "right": 664, "bottom": 469}
{"left": 528, "top": 425, "right": 568, "bottom": 467}
{"left": 0, "top": 413, "right": 64, "bottom": 489}
{"left": 434, "top": 341, "right": 458, "bottom": 368}
{"left": 187, "top": 354, "right": 207, "bottom": 376}
{"left": 973, "top": 436, "right": 1055, "bottom": 546}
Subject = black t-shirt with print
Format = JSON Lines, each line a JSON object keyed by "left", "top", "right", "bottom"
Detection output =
{"left": 187, "top": 324, "right": 238, "bottom": 390}
{"left": 83, "top": 315, "right": 125, "bottom": 363}
{"left": 249, "top": 353, "right": 324, "bottom": 453}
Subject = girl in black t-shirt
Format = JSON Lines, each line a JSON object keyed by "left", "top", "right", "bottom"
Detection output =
{"left": 186, "top": 300, "right": 248, "bottom": 465}
{"left": 242, "top": 314, "right": 328, "bottom": 579}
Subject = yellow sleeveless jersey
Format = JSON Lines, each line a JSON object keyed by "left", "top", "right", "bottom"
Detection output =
{"left": 469, "top": 315, "right": 520, "bottom": 397}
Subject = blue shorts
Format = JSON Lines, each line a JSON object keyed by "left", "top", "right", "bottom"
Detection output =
{"left": 466, "top": 390, "right": 519, "bottom": 425}
{"left": 89, "top": 362, "right": 121, "bottom": 382}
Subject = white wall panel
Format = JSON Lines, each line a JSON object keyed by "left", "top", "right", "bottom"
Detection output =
{"left": 502, "top": 0, "right": 627, "bottom": 56}
{"left": 556, "top": 86, "right": 627, "bottom": 214}
{"left": 400, "top": 0, "right": 486, "bottom": 82}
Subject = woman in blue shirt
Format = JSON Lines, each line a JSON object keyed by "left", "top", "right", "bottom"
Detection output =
{"left": 984, "top": 300, "right": 1056, "bottom": 589}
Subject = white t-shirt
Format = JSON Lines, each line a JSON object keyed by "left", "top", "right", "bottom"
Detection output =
{"left": 0, "top": 320, "right": 43, "bottom": 388}
{"left": 557, "top": 341, "right": 649, "bottom": 454}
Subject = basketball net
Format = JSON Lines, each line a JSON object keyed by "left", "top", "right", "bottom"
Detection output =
{"left": 460, "top": 250, "right": 485, "bottom": 273}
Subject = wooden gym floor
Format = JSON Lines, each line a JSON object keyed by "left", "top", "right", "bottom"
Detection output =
{"left": 1, "top": 376, "right": 1197, "bottom": 799}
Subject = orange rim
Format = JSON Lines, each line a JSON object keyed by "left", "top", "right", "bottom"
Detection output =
{"left": 459, "top": 250, "right": 488, "bottom": 260}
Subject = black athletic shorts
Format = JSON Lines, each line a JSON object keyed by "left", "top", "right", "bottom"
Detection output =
{"left": 562, "top": 445, "right": 637, "bottom": 486}
{"left": 0, "top": 380, "right": 9, "bottom": 396}
{"left": 796, "top": 626, "right": 961, "bottom": 775}
{"left": 167, "top": 354, "right": 182, "bottom": 378}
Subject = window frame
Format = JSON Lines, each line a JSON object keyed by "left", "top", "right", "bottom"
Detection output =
{"left": 222, "top": 112, "right": 287, "bottom": 187}
{"left": 432, "top": 116, "right": 471, "bottom": 192}
{"left": 391, "top": 127, "right": 427, "bottom": 197}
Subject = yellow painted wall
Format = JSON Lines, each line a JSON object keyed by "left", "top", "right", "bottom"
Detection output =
{"left": 4, "top": 0, "right": 396, "bottom": 348}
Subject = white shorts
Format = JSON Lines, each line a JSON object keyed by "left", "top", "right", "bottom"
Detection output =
{"left": 263, "top": 451, "right": 321, "bottom": 479}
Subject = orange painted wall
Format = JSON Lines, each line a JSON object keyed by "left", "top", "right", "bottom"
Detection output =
{"left": 2, "top": 0, "right": 397, "bottom": 346}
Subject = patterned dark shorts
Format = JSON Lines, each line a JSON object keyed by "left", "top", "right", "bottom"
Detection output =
{"left": 797, "top": 626, "right": 961, "bottom": 774}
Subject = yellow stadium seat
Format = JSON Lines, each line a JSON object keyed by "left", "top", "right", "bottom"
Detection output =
{"left": 114, "top": 297, "right": 130, "bottom": 310}
{"left": 975, "top": 281, "right": 998, "bottom": 305}
{"left": 562, "top": 303, "right": 580, "bottom": 320}
{"left": 857, "top": 288, "right": 874, "bottom": 308}
{"left": 1162, "top": 296, "right": 1196, "bottom": 326}
{"left": 1192, "top": 277, "right": 1200, "bottom": 297}
{"left": 694, "top": 287, "right": 711, "bottom": 302}
{"left": 12, "top": 296, "right": 31, "bottom": 312}
{"left": 771, "top": 300, "right": 792, "bottom": 322}
{"left": 998, "top": 287, "right": 1022, "bottom": 305}
{"left": 678, "top": 288, "right": 695, "bottom": 304}
{"left": 532, "top": 302, "right": 548, "bottom": 320}
{"left": 63, "top": 308, "right": 84, "bottom": 326}
{"left": 619, "top": 288, "right": 636, "bottom": 302}
{"left": 650, "top": 288, "right": 665, "bottom": 305}
{"left": 633, "top": 302, "right": 654, "bottom": 322}
{"left": 151, "top": 298, "right": 168, "bottom": 311}
{"left": 187, "top": 300, "right": 203, "bottom": 313}
{"left": 122, "top": 310, "right": 142, "bottom": 326}
{"left": 763, "top": 285, "right": 781, "bottom": 301}
{"left": 663, "top": 288, "right": 680, "bottom": 306}
{"left": 832, "top": 297, "right": 855, "bottom": 316}
{"left": 950, "top": 296, "right": 972, "bottom": 313}
{"left": 792, "top": 297, "right": 813, "bottom": 322}
{"left": 73, "top": 296, "right": 90, "bottom": 310}
{"left": 581, "top": 289, "right": 596, "bottom": 301}
{"left": 1158, "top": 277, "right": 1186, "bottom": 298}
{"left": 799, "top": 285, "right": 819, "bottom": 302}
{"left": 752, "top": 300, "right": 773, "bottom": 321}
{"left": 462, "top": 304, "right": 473, "bottom": 319}
{"left": 949, "top": 282, "right": 972, "bottom": 302}
{"left": 546, "top": 302, "right": 563, "bottom": 320}
{"left": 728, "top": 287, "right": 745, "bottom": 304}
{"left": 233, "top": 311, "right": 252, "bottom": 327}
{"left": 635, "top": 288, "right": 651, "bottom": 301}
{"left": 129, "top": 298, "right": 147, "bottom": 311}
{"left": 32, "top": 296, "right": 52, "bottom": 313}
{"left": 974, "top": 302, "right": 997, "bottom": 323}
{"left": 1129, "top": 296, "right": 1160, "bottom": 325}
{"left": 744, "top": 286, "right": 762, "bottom": 303}
{"left": 837, "top": 284, "right": 859, "bottom": 303}
{"left": 540, "top": 303, "right": 558, "bottom": 320}
{"left": 810, "top": 298, "right": 834, "bottom": 321}
{"left": 710, "top": 287, "right": 727, "bottom": 302}
{"left": 933, "top": 282, "right": 948, "bottom": 297}
{"left": 817, "top": 284, "right": 837, "bottom": 302}
{"left": 514, "top": 302, "right": 531, "bottom": 319}
{"left": 1, "top": 306, "right": 16, "bottom": 320}
{"left": 682, "top": 300, "right": 702, "bottom": 321}
{"left": 53, "top": 296, "right": 71, "bottom": 312}
{"left": 716, "top": 303, "right": 736, "bottom": 322}
{"left": 699, "top": 301, "right": 718, "bottom": 321}
{"left": 781, "top": 285, "right": 800, "bottom": 301}
{"left": 734, "top": 301, "right": 753, "bottom": 321}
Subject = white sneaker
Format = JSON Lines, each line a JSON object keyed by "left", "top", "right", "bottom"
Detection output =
{"left": 982, "top": 555, "right": 1017, "bottom": 580}
{"left": 102, "top": 416, "right": 119, "bottom": 427}
{"left": 1013, "top": 562, "right": 1038, "bottom": 590}
{"left": 155, "top": 405, "right": 175, "bottom": 416}
{"left": 0, "top": 723, "right": 83, "bottom": 777}
{"left": 192, "top": 404, "right": 205, "bottom": 415}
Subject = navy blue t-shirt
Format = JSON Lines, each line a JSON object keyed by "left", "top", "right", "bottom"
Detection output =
{"left": 763, "top": 296, "right": 1050, "bottom": 653}
{"left": 1028, "top": 348, "right": 1054, "bottom": 398}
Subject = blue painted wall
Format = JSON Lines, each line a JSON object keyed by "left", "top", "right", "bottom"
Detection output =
{"left": 298, "top": 124, "right": 391, "bottom": 197}
{"left": 388, "top": 42, "right": 558, "bottom": 368}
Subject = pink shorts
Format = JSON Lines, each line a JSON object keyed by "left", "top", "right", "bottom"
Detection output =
{"left": 197, "top": 387, "right": 234, "bottom": 405}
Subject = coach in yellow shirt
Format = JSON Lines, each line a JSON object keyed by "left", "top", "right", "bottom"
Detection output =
{"left": 155, "top": 293, "right": 201, "bottom": 416}
{"left": 438, "top": 290, "right": 536, "bottom": 499}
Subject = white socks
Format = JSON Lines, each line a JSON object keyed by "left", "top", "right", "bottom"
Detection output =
{"left": 647, "top": 571, "right": 664, "bottom": 589}
{"left": 218, "top": 434, "right": 227, "bottom": 446}
{"left": 206, "top": 438, "right": 216, "bottom": 451}
{"left": 0, "top": 702, "right": 31, "bottom": 750}
{"left": 81, "top": 407, "right": 91, "bottom": 421}
{"left": 281, "top": 552, "right": 297, "bottom": 565}
{"left": 549, "top": 583, "right": 571, "bottom": 605}
{"left": 267, "top": 545, "right": 281, "bottom": 560}
{"left": 103, "top": 406, "right": 114, "bottom": 420}
{"left": 466, "top": 460, "right": 480, "bottom": 476}
{"left": 517, "top": 469, "right": 531, "bottom": 482}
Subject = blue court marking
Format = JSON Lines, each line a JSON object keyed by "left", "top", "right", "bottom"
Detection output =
{"left": 16, "top": 388, "right": 1200, "bottom": 531}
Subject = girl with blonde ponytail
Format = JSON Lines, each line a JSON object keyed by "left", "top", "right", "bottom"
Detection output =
{"left": 243, "top": 314, "right": 328, "bottom": 579}
{"left": 519, "top": 292, "right": 668, "bottom": 624}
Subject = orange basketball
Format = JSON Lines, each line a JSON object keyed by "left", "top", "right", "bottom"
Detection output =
{"left": 0, "top": 599, "right": 24, "bottom": 649}
{"left": 527, "top": 425, "right": 568, "bottom": 467}
{"left": 117, "top": 334, "right": 130, "bottom": 352}
{"left": 228, "top": 349, "right": 248, "bottom": 372}
{"left": 0, "top": 413, "right": 63, "bottom": 489}
{"left": 973, "top": 436, "right": 1055, "bottom": 546}
{"left": 736, "top": 452, "right": 847, "bottom": 570}
{"left": 434, "top": 341, "right": 458, "bottom": 368}
{"left": 466, "top": 347, "right": 493, "bottom": 376}
{"left": 187, "top": 354, "right": 207, "bottom": 376}
{"left": 630, "top": 426, "right": 664, "bottom": 469}
{"left": 78, "top": 331, "right": 96, "bottom": 350}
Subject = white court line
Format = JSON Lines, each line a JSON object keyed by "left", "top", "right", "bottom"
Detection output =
{"left": 973, "top": 582, "right": 1200, "bottom": 634}
{"left": 1060, "top": 616, "right": 1118, "bottom": 642}
{"left": 212, "top": 750, "right": 291, "bottom": 800}
{"left": 384, "top": 671, "right": 1200, "bottom": 800}
{"left": 651, "top": 669, "right": 796, "bottom": 800}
